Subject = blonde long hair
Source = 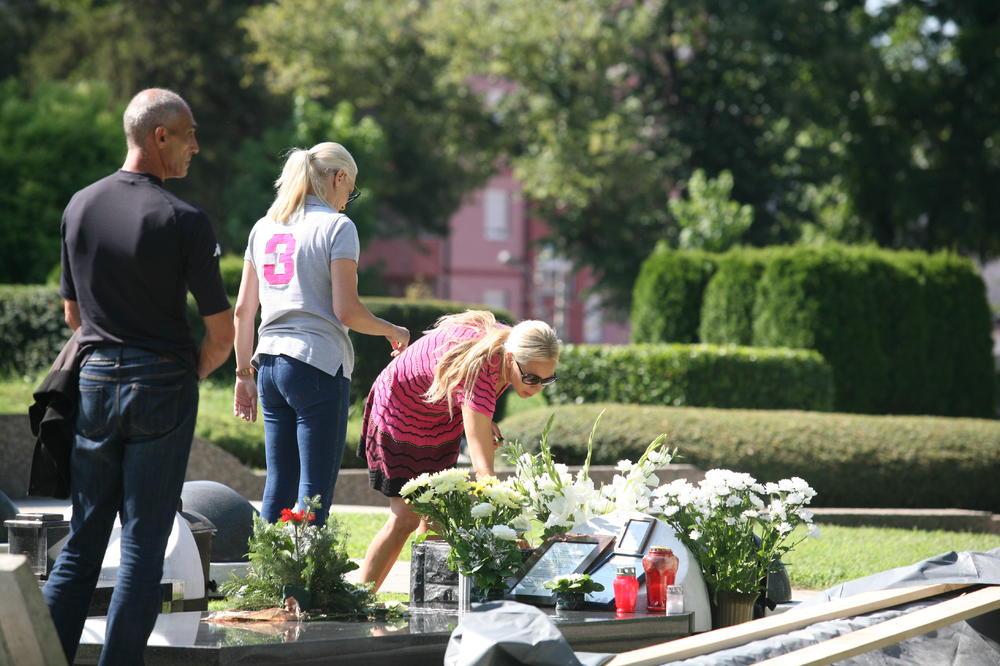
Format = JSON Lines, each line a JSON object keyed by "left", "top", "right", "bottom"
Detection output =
{"left": 424, "top": 310, "right": 561, "bottom": 415}
{"left": 267, "top": 142, "right": 358, "bottom": 223}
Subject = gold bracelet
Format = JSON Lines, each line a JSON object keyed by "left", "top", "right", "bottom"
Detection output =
{"left": 235, "top": 366, "right": 256, "bottom": 379}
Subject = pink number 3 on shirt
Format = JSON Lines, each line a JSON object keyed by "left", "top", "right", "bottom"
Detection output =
{"left": 263, "top": 233, "right": 296, "bottom": 285}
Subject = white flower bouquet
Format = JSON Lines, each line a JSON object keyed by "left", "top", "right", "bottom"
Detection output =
{"left": 503, "top": 413, "right": 602, "bottom": 539}
{"left": 505, "top": 411, "right": 675, "bottom": 537}
{"left": 650, "top": 469, "right": 818, "bottom": 600}
{"left": 401, "top": 469, "right": 526, "bottom": 592}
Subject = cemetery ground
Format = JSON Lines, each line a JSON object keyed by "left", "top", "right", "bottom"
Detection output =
{"left": 3, "top": 374, "right": 1000, "bottom": 608}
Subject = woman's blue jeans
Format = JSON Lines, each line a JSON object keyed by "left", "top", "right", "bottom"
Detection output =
{"left": 257, "top": 354, "right": 350, "bottom": 526}
{"left": 42, "top": 346, "right": 198, "bottom": 666}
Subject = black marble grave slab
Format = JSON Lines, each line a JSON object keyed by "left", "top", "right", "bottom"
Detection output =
{"left": 75, "top": 606, "right": 694, "bottom": 665}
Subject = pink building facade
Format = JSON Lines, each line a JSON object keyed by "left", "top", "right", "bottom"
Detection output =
{"left": 361, "top": 171, "right": 629, "bottom": 344}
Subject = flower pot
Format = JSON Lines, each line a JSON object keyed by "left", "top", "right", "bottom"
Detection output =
{"left": 554, "top": 591, "right": 586, "bottom": 611}
{"left": 714, "top": 590, "right": 757, "bottom": 628}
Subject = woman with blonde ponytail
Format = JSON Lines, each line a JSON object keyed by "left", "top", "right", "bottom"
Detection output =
{"left": 232, "top": 142, "right": 409, "bottom": 527}
{"left": 358, "top": 310, "right": 561, "bottom": 590}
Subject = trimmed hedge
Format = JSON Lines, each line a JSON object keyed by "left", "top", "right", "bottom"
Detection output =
{"left": 699, "top": 249, "right": 770, "bottom": 345}
{"left": 0, "top": 286, "right": 70, "bottom": 376}
{"left": 637, "top": 244, "right": 995, "bottom": 417}
{"left": 219, "top": 254, "right": 245, "bottom": 297}
{"left": 499, "top": 403, "right": 1000, "bottom": 512}
{"left": 546, "top": 344, "right": 833, "bottom": 411}
{"left": 0, "top": 286, "right": 514, "bottom": 416}
{"left": 631, "top": 246, "right": 715, "bottom": 343}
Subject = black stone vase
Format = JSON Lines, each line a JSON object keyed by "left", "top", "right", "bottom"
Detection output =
{"left": 554, "top": 591, "right": 586, "bottom": 611}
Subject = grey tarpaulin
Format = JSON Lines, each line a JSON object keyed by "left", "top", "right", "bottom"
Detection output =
{"left": 652, "top": 549, "right": 1000, "bottom": 665}
{"left": 444, "top": 601, "right": 610, "bottom": 666}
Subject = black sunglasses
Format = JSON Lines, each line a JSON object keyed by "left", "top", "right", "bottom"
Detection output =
{"left": 346, "top": 187, "right": 362, "bottom": 207}
{"left": 515, "top": 360, "right": 558, "bottom": 387}
{"left": 331, "top": 169, "right": 362, "bottom": 208}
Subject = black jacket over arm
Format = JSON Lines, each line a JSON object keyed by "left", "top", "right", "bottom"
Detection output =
{"left": 28, "top": 331, "right": 82, "bottom": 498}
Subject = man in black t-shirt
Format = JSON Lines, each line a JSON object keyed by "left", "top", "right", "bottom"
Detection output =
{"left": 43, "top": 88, "right": 234, "bottom": 666}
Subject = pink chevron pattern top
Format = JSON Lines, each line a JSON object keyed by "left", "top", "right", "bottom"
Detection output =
{"left": 359, "top": 324, "right": 508, "bottom": 496}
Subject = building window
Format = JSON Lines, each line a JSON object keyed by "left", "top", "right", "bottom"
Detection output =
{"left": 482, "top": 288, "right": 508, "bottom": 310}
{"left": 584, "top": 294, "right": 604, "bottom": 343}
{"left": 483, "top": 189, "right": 510, "bottom": 241}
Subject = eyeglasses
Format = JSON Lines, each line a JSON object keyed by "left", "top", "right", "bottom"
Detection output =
{"left": 515, "top": 360, "right": 558, "bottom": 387}
{"left": 330, "top": 169, "right": 362, "bottom": 208}
{"left": 346, "top": 187, "right": 362, "bottom": 207}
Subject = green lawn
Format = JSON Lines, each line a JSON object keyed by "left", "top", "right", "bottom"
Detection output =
{"left": 330, "top": 514, "right": 1000, "bottom": 591}
{"left": 783, "top": 525, "right": 1000, "bottom": 590}
{"left": 0, "top": 373, "right": 41, "bottom": 413}
{"left": 338, "top": 512, "right": 413, "bottom": 562}
{"left": 0, "top": 375, "right": 362, "bottom": 469}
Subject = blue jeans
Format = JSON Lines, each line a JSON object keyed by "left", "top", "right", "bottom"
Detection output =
{"left": 258, "top": 354, "right": 350, "bottom": 526}
{"left": 43, "top": 346, "right": 198, "bottom": 666}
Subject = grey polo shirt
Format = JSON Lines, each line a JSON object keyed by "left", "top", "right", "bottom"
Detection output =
{"left": 244, "top": 195, "right": 360, "bottom": 379}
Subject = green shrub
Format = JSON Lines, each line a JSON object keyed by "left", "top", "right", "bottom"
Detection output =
{"left": 908, "top": 253, "right": 995, "bottom": 417}
{"left": 699, "top": 248, "right": 772, "bottom": 345}
{"left": 631, "top": 246, "right": 716, "bottom": 343}
{"left": 0, "top": 286, "right": 69, "bottom": 375}
{"left": 547, "top": 344, "right": 833, "bottom": 411}
{"left": 0, "top": 286, "right": 515, "bottom": 419}
{"left": 500, "top": 404, "right": 1000, "bottom": 512}
{"left": 751, "top": 245, "right": 994, "bottom": 416}
{"left": 219, "top": 254, "right": 245, "bottom": 297}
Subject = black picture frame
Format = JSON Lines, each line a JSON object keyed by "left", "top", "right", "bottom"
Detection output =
{"left": 507, "top": 534, "right": 614, "bottom": 605}
{"left": 614, "top": 517, "right": 655, "bottom": 557}
{"left": 583, "top": 553, "right": 646, "bottom": 607}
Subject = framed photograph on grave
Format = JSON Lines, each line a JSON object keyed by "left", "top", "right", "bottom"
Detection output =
{"left": 508, "top": 534, "right": 613, "bottom": 605}
{"left": 583, "top": 553, "right": 646, "bottom": 607}
{"left": 614, "top": 517, "right": 655, "bottom": 556}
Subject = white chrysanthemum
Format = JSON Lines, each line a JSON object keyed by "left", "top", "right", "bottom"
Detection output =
{"left": 511, "top": 514, "right": 533, "bottom": 532}
{"left": 725, "top": 495, "right": 742, "bottom": 507}
{"left": 416, "top": 490, "right": 435, "bottom": 504}
{"left": 724, "top": 517, "right": 737, "bottom": 525}
{"left": 777, "top": 522, "right": 793, "bottom": 534}
{"left": 689, "top": 529, "right": 702, "bottom": 541}
{"left": 400, "top": 473, "right": 432, "bottom": 497}
{"left": 491, "top": 524, "right": 518, "bottom": 541}
{"left": 471, "top": 502, "right": 495, "bottom": 518}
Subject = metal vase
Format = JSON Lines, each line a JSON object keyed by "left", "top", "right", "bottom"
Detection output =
{"left": 714, "top": 590, "right": 758, "bottom": 628}
{"left": 457, "top": 571, "right": 472, "bottom": 613}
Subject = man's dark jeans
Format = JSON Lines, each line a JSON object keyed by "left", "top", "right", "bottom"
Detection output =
{"left": 43, "top": 346, "right": 198, "bottom": 665}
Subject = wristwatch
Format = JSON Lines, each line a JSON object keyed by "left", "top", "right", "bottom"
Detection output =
{"left": 235, "top": 366, "right": 256, "bottom": 379}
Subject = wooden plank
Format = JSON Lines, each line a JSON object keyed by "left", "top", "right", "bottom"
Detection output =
{"left": 607, "top": 583, "right": 969, "bottom": 666}
{"left": 757, "top": 585, "right": 1000, "bottom": 666}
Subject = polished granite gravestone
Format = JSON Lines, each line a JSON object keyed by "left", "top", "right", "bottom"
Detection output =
{"left": 74, "top": 605, "right": 694, "bottom": 665}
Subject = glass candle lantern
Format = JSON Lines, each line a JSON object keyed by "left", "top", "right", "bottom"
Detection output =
{"left": 641, "top": 546, "right": 679, "bottom": 613}
{"left": 613, "top": 566, "right": 639, "bottom": 614}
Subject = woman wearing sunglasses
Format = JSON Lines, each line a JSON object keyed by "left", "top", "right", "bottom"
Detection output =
{"left": 358, "top": 310, "right": 560, "bottom": 590}
{"left": 232, "top": 142, "right": 410, "bottom": 527}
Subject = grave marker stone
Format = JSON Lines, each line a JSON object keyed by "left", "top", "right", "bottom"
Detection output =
{"left": 0, "top": 554, "right": 67, "bottom": 666}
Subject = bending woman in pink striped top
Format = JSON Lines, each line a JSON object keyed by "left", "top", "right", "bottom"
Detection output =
{"left": 358, "top": 310, "right": 560, "bottom": 590}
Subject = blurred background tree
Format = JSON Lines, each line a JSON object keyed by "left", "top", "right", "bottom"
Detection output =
{"left": 671, "top": 170, "right": 753, "bottom": 252}
{"left": 0, "top": 0, "right": 996, "bottom": 309}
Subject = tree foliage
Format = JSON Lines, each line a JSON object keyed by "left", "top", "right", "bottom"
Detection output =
{"left": 671, "top": 170, "right": 753, "bottom": 252}
{"left": 241, "top": 0, "right": 500, "bottom": 237}
{"left": 0, "top": 80, "right": 122, "bottom": 283}
{"left": 420, "top": 0, "right": 1000, "bottom": 303}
